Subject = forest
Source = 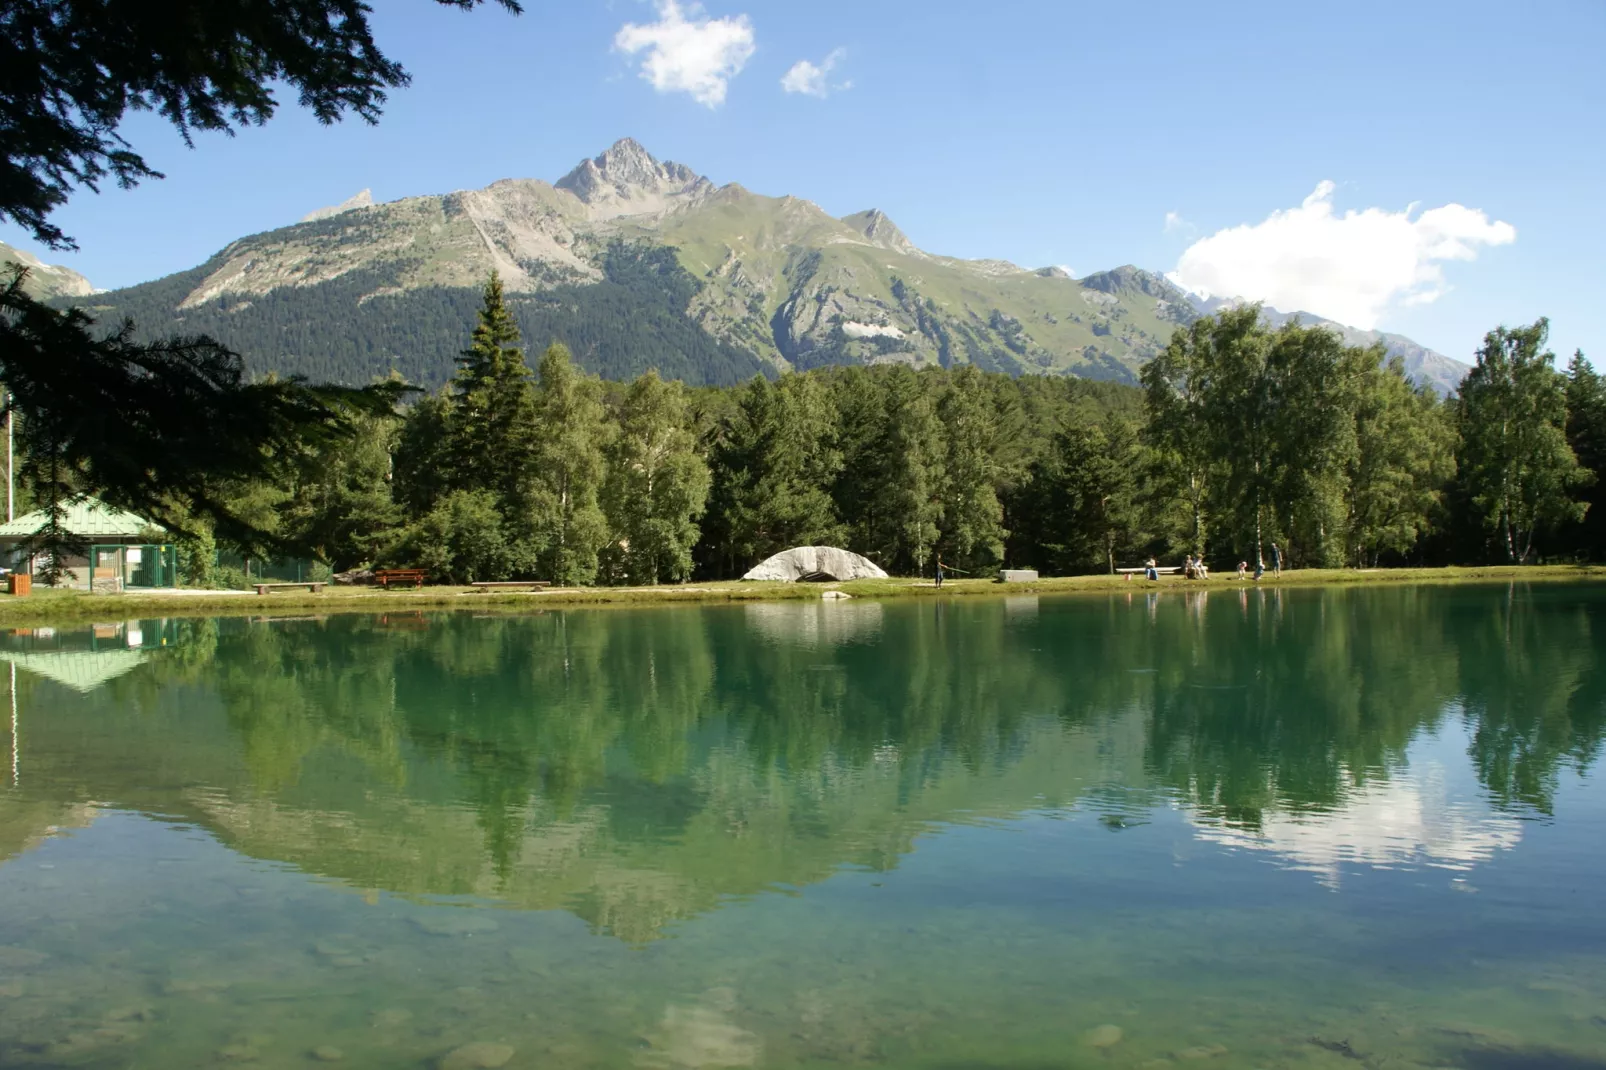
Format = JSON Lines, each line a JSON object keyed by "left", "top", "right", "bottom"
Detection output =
{"left": 23, "top": 274, "right": 1602, "bottom": 587}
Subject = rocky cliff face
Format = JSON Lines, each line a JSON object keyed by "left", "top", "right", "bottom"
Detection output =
{"left": 555, "top": 137, "right": 715, "bottom": 220}
{"left": 1, "top": 241, "right": 94, "bottom": 299}
{"left": 59, "top": 139, "right": 1461, "bottom": 393}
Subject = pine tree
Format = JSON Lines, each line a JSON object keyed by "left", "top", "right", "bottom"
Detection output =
{"left": 602, "top": 371, "right": 711, "bottom": 584}
{"left": 937, "top": 365, "right": 1006, "bottom": 570}
{"left": 1565, "top": 351, "right": 1606, "bottom": 560}
{"left": 529, "top": 342, "right": 611, "bottom": 585}
{"left": 701, "top": 375, "right": 841, "bottom": 575}
{"left": 873, "top": 366, "right": 944, "bottom": 574}
{"left": 446, "top": 272, "right": 540, "bottom": 508}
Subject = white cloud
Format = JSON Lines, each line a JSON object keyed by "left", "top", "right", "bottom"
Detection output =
{"left": 1163, "top": 210, "right": 1191, "bottom": 234}
{"left": 781, "top": 48, "right": 849, "bottom": 98}
{"left": 614, "top": 0, "right": 755, "bottom": 108}
{"left": 1167, "top": 181, "right": 1516, "bottom": 329}
{"left": 1192, "top": 774, "right": 1522, "bottom": 889}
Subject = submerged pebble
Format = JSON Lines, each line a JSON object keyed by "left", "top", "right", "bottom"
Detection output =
{"left": 1175, "top": 1044, "right": 1229, "bottom": 1060}
{"left": 311, "top": 1045, "right": 346, "bottom": 1061}
{"left": 439, "top": 1041, "right": 516, "bottom": 1069}
{"left": 1084, "top": 1024, "right": 1124, "bottom": 1048}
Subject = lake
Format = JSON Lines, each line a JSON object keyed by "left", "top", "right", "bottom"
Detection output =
{"left": 1, "top": 584, "right": 1603, "bottom": 1069}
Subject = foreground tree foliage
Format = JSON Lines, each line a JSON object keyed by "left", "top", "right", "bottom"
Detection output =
{"left": 0, "top": 0, "right": 519, "bottom": 562}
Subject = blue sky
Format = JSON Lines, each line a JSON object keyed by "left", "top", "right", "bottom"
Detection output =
{"left": 5, "top": 0, "right": 1603, "bottom": 363}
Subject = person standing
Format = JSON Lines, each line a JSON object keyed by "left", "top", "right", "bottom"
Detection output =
{"left": 935, "top": 555, "right": 945, "bottom": 589}
{"left": 1270, "top": 542, "right": 1282, "bottom": 577}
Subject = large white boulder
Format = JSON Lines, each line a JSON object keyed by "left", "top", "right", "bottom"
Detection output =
{"left": 741, "top": 546, "right": 888, "bottom": 582}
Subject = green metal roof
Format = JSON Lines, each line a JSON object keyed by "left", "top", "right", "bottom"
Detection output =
{"left": 2, "top": 649, "right": 149, "bottom": 692}
{"left": 0, "top": 497, "right": 164, "bottom": 538}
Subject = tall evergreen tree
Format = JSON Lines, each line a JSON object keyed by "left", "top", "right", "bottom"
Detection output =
{"left": 700, "top": 375, "right": 841, "bottom": 576}
{"left": 1565, "top": 351, "right": 1606, "bottom": 560}
{"left": 937, "top": 366, "right": 1007, "bottom": 570}
{"left": 1016, "top": 412, "right": 1145, "bottom": 574}
{"left": 446, "top": 272, "right": 540, "bottom": 507}
{"left": 529, "top": 342, "right": 611, "bottom": 585}
{"left": 603, "top": 371, "right": 711, "bottom": 584}
{"left": 1457, "top": 319, "right": 1588, "bottom": 562}
{"left": 871, "top": 366, "right": 944, "bottom": 574}
{"left": 283, "top": 410, "right": 401, "bottom": 570}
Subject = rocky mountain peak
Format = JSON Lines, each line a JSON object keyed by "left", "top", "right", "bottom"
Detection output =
{"left": 302, "top": 188, "right": 374, "bottom": 223}
{"left": 840, "top": 209, "right": 918, "bottom": 256}
{"left": 555, "top": 138, "right": 711, "bottom": 219}
{"left": 1080, "top": 265, "right": 1187, "bottom": 302}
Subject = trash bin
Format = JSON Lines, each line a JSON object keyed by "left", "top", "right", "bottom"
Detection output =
{"left": 8, "top": 573, "right": 31, "bottom": 596}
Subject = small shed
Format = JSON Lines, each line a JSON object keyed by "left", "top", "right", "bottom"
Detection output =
{"left": 0, "top": 497, "right": 177, "bottom": 589}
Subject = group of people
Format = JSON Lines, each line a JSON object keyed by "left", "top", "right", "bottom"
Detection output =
{"left": 1139, "top": 543, "right": 1283, "bottom": 583}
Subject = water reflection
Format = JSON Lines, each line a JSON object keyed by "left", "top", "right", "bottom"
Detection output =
{"left": 0, "top": 588, "right": 1601, "bottom": 926}
{"left": 0, "top": 586, "right": 1603, "bottom": 1067}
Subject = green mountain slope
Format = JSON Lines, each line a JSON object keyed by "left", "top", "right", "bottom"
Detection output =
{"left": 53, "top": 139, "right": 1462, "bottom": 390}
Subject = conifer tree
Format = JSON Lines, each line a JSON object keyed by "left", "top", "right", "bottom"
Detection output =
{"left": 938, "top": 366, "right": 1006, "bottom": 570}
{"left": 530, "top": 343, "right": 611, "bottom": 585}
{"left": 1565, "top": 351, "right": 1606, "bottom": 560}
{"left": 872, "top": 366, "right": 944, "bottom": 573}
{"left": 603, "top": 371, "right": 711, "bottom": 584}
{"left": 446, "top": 272, "right": 540, "bottom": 508}
{"left": 701, "top": 375, "right": 841, "bottom": 575}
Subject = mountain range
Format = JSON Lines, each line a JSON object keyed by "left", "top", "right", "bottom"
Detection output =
{"left": 25, "top": 139, "right": 1468, "bottom": 393}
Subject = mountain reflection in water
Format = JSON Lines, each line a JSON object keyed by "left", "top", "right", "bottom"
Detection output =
{"left": 1, "top": 586, "right": 1604, "bottom": 1069}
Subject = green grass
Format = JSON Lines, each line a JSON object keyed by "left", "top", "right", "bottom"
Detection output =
{"left": 1, "top": 565, "right": 1603, "bottom": 626}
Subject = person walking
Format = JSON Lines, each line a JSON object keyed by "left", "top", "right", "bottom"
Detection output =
{"left": 1270, "top": 542, "right": 1282, "bottom": 577}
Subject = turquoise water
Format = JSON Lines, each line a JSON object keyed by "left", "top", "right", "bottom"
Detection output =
{"left": 1, "top": 584, "right": 1604, "bottom": 1069}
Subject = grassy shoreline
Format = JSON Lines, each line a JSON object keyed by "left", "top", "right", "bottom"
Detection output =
{"left": 0, "top": 564, "right": 1602, "bottom": 626}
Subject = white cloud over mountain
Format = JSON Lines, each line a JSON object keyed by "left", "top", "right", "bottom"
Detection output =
{"left": 1168, "top": 182, "right": 1516, "bottom": 329}
{"left": 781, "top": 48, "right": 850, "bottom": 98}
{"left": 614, "top": 0, "right": 755, "bottom": 108}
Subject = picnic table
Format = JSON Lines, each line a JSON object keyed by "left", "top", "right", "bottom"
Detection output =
{"left": 254, "top": 581, "right": 326, "bottom": 596}
{"left": 374, "top": 568, "right": 427, "bottom": 589}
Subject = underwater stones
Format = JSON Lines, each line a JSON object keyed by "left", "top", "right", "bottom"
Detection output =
{"left": 373, "top": 1007, "right": 414, "bottom": 1029}
{"left": 1174, "top": 1044, "right": 1229, "bottom": 1059}
{"left": 311, "top": 1045, "right": 346, "bottom": 1061}
{"left": 438, "top": 1041, "right": 516, "bottom": 1069}
{"left": 0, "top": 981, "right": 24, "bottom": 997}
{"left": 1083, "top": 1024, "right": 1124, "bottom": 1048}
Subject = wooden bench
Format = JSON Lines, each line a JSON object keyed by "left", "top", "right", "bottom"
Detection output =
{"left": 469, "top": 581, "right": 552, "bottom": 591}
{"left": 253, "top": 582, "right": 326, "bottom": 596}
{"left": 374, "top": 568, "right": 427, "bottom": 589}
